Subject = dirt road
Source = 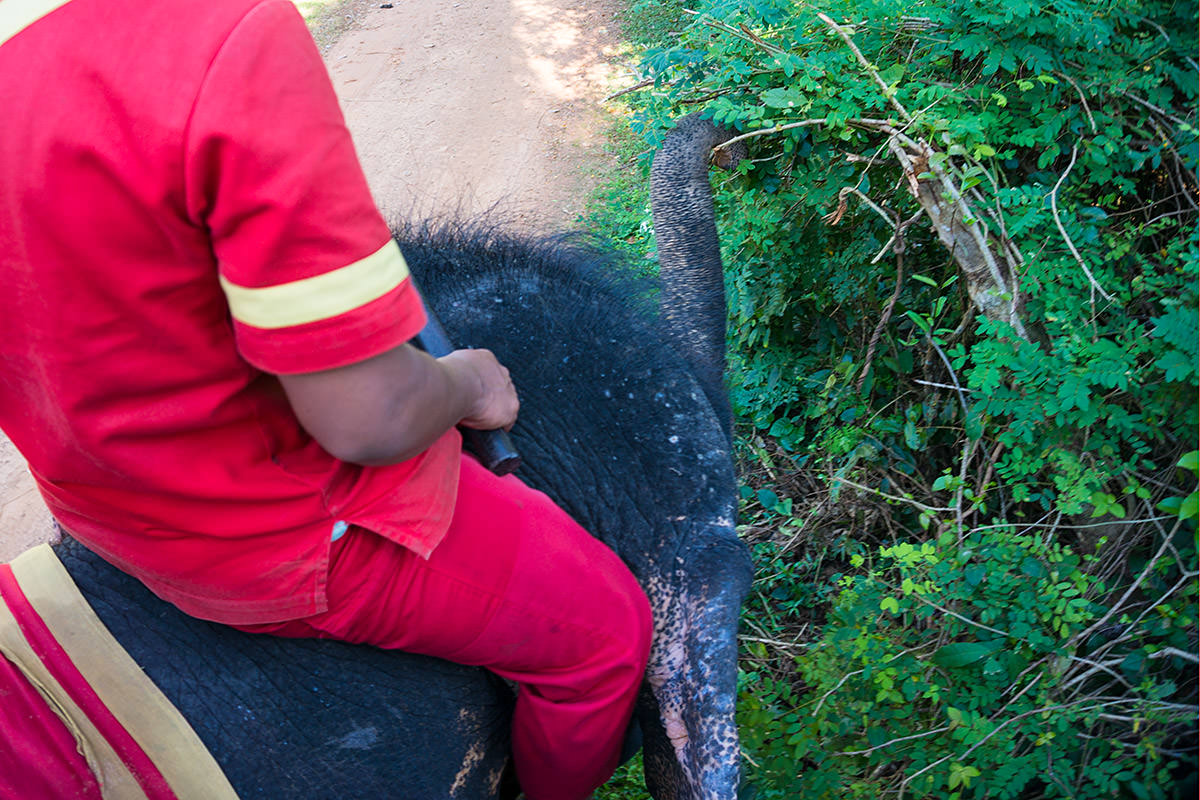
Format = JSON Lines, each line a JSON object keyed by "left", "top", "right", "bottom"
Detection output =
{"left": 0, "top": 0, "right": 627, "bottom": 561}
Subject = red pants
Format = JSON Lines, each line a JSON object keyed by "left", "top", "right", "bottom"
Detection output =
{"left": 237, "top": 455, "right": 653, "bottom": 800}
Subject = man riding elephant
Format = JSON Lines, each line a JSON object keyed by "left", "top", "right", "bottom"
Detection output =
{"left": 0, "top": 1, "right": 651, "bottom": 797}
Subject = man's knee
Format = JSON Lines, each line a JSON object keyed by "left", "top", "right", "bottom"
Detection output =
{"left": 600, "top": 572, "right": 653, "bottom": 690}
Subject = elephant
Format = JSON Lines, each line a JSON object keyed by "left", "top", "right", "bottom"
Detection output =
{"left": 18, "top": 114, "right": 753, "bottom": 799}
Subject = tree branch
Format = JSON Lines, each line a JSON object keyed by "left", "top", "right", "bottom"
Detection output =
{"left": 1049, "top": 144, "right": 1116, "bottom": 305}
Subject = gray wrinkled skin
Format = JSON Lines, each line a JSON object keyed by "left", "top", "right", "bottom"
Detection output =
{"left": 56, "top": 533, "right": 519, "bottom": 798}
{"left": 407, "top": 236, "right": 752, "bottom": 799}
{"left": 410, "top": 113, "right": 753, "bottom": 797}
{"left": 652, "top": 113, "right": 749, "bottom": 442}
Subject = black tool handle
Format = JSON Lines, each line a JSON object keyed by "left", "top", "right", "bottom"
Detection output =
{"left": 410, "top": 294, "right": 522, "bottom": 477}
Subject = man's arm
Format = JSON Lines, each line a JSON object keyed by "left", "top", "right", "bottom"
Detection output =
{"left": 277, "top": 343, "right": 518, "bottom": 466}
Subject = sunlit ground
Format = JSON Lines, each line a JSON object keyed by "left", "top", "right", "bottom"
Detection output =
{"left": 292, "top": 0, "right": 337, "bottom": 20}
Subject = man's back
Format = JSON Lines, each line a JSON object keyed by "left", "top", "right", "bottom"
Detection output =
{"left": 0, "top": 0, "right": 459, "bottom": 624}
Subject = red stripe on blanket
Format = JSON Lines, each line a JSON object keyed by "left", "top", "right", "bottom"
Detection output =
{"left": 0, "top": 563, "right": 178, "bottom": 799}
{"left": 0, "top": 651, "right": 101, "bottom": 799}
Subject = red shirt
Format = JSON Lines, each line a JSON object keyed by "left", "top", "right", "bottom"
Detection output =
{"left": 0, "top": 0, "right": 461, "bottom": 624}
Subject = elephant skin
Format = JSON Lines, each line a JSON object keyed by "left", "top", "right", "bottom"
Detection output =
{"left": 49, "top": 115, "right": 753, "bottom": 800}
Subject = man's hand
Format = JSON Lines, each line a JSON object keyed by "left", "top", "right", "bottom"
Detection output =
{"left": 438, "top": 349, "right": 519, "bottom": 431}
{"left": 277, "top": 342, "right": 519, "bottom": 466}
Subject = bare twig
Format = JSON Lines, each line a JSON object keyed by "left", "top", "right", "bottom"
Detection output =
{"left": 1122, "top": 570, "right": 1200, "bottom": 637}
{"left": 831, "top": 476, "right": 955, "bottom": 513}
{"left": 712, "top": 116, "right": 900, "bottom": 154}
{"left": 870, "top": 209, "right": 923, "bottom": 264}
{"left": 1115, "top": 88, "right": 1189, "bottom": 127}
{"left": 968, "top": 515, "right": 1174, "bottom": 534}
{"left": 825, "top": 187, "right": 897, "bottom": 232}
{"left": 930, "top": 338, "right": 976, "bottom": 533}
{"left": 813, "top": 668, "right": 864, "bottom": 716}
{"left": 999, "top": 672, "right": 1043, "bottom": 705}
{"left": 1055, "top": 71, "right": 1098, "bottom": 134}
{"left": 1134, "top": 14, "right": 1200, "bottom": 70}
{"left": 929, "top": 339, "right": 971, "bottom": 421}
{"left": 1061, "top": 656, "right": 1134, "bottom": 693}
{"left": 1149, "top": 118, "right": 1200, "bottom": 211}
{"left": 914, "top": 379, "right": 962, "bottom": 391}
{"left": 906, "top": 592, "right": 1019, "bottom": 642}
{"left": 1049, "top": 144, "right": 1116, "bottom": 305}
{"left": 818, "top": 13, "right": 913, "bottom": 124}
{"left": 837, "top": 725, "right": 952, "bottom": 757}
{"left": 1148, "top": 647, "right": 1199, "bottom": 665}
{"left": 856, "top": 247, "right": 905, "bottom": 392}
{"left": 739, "top": 634, "right": 808, "bottom": 650}
{"left": 604, "top": 79, "right": 653, "bottom": 102}
{"left": 812, "top": 642, "right": 940, "bottom": 717}
{"left": 685, "top": 9, "right": 786, "bottom": 55}
{"left": 899, "top": 16, "right": 938, "bottom": 33}
{"left": 1073, "top": 521, "right": 1179, "bottom": 645}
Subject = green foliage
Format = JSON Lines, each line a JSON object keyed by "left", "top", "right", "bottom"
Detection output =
{"left": 600, "top": 0, "right": 1200, "bottom": 797}
{"left": 595, "top": 752, "right": 646, "bottom": 800}
{"left": 739, "top": 523, "right": 1196, "bottom": 798}
{"left": 1157, "top": 451, "right": 1200, "bottom": 522}
{"left": 630, "top": 0, "right": 1198, "bottom": 517}
{"left": 582, "top": 118, "right": 657, "bottom": 264}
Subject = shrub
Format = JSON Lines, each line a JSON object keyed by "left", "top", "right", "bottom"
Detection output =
{"left": 631, "top": 0, "right": 1197, "bottom": 518}
{"left": 611, "top": 0, "right": 1199, "bottom": 796}
{"left": 741, "top": 520, "right": 1197, "bottom": 798}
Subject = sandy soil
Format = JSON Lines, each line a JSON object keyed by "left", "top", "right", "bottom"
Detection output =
{"left": 0, "top": 0, "right": 628, "bottom": 562}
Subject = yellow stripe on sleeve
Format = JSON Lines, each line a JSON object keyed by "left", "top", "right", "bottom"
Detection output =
{"left": 219, "top": 239, "right": 411, "bottom": 330}
{"left": 0, "top": 0, "right": 77, "bottom": 47}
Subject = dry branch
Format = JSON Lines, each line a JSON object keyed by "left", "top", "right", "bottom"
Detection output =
{"left": 819, "top": 12, "right": 1030, "bottom": 339}
{"left": 711, "top": 15, "right": 1036, "bottom": 340}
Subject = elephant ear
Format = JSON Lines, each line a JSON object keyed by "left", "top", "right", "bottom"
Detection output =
{"left": 53, "top": 537, "right": 519, "bottom": 800}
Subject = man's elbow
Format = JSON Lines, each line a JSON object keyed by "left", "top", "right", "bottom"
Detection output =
{"left": 316, "top": 429, "right": 423, "bottom": 467}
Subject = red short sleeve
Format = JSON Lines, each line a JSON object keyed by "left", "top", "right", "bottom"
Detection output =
{"left": 184, "top": 0, "right": 424, "bottom": 373}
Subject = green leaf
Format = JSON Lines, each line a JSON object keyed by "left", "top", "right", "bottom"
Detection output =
{"left": 905, "top": 310, "right": 932, "bottom": 334}
{"left": 880, "top": 596, "right": 900, "bottom": 614}
{"left": 757, "top": 487, "right": 779, "bottom": 509}
{"left": 1180, "top": 492, "right": 1199, "bottom": 520}
{"left": 761, "top": 87, "right": 804, "bottom": 109}
{"left": 903, "top": 419, "right": 921, "bottom": 450}
{"left": 964, "top": 410, "right": 984, "bottom": 441}
{"left": 932, "top": 640, "right": 1004, "bottom": 668}
{"left": 1157, "top": 496, "right": 1183, "bottom": 515}
{"left": 964, "top": 564, "right": 987, "bottom": 587}
{"left": 1020, "top": 557, "right": 1045, "bottom": 578}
